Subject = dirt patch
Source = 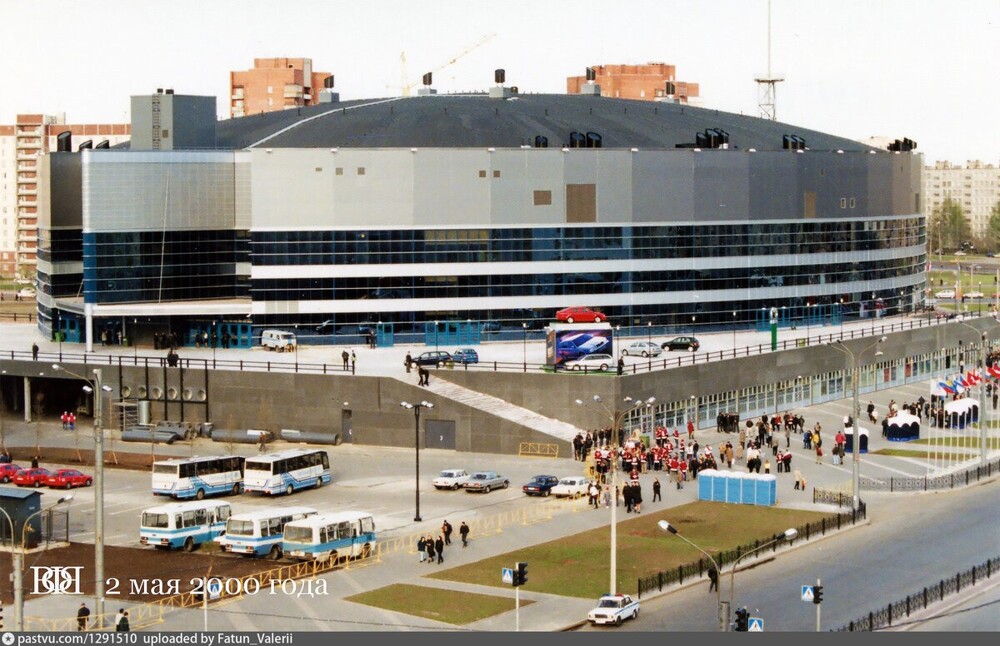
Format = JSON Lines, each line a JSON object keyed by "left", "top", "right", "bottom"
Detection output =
{"left": 0, "top": 542, "right": 281, "bottom": 605}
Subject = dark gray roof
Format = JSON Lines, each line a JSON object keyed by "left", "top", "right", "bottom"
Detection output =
{"left": 210, "top": 93, "right": 875, "bottom": 153}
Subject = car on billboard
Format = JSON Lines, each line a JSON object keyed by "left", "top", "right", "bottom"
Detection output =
{"left": 555, "top": 307, "right": 605, "bottom": 324}
{"left": 557, "top": 333, "right": 611, "bottom": 360}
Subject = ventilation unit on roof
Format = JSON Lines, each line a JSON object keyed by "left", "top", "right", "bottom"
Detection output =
{"left": 95, "top": 140, "right": 110, "bottom": 149}
{"left": 568, "top": 131, "right": 586, "bottom": 148}
{"left": 490, "top": 68, "right": 512, "bottom": 99}
{"left": 495, "top": 69, "right": 505, "bottom": 84}
{"left": 586, "top": 132, "right": 602, "bottom": 148}
{"left": 319, "top": 75, "right": 341, "bottom": 102}
{"left": 78, "top": 140, "right": 93, "bottom": 150}
{"left": 887, "top": 138, "right": 917, "bottom": 152}
{"left": 56, "top": 131, "right": 72, "bottom": 152}
{"left": 534, "top": 135, "right": 548, "bottom": 148}
{"left": 783, "top": 134, "right": 806, "bottom": 150}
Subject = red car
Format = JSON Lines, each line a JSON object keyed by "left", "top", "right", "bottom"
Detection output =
{"left": 13, "top": 467, "right": 52, "bottom": 487}
{"left": 0, "top": 463, "right": 24, "bottom": 483}
{"left": 46, "top": 468, "right": 93, "bottom": 489}
{"left": 555, "top": 306, "right": 605, "bottom": 324}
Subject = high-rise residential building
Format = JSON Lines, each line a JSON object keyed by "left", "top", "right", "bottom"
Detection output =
{"left": 923, "top": 160, "right": 1000, "bottom": 240}
{"left": 0, "top": 114, "right": 129, "bottom": 277}
{"left": 566, "top": 63, "right": 700, "bottom": 104}
{"left": 229, "top": 58, "right": 333, "bottom": 118}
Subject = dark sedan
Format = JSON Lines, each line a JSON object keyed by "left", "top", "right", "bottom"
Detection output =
{"left": 522, "top": 475, "right": 560, "bottom": 497}
{"left": 415, "top": 351, "right": 452, "bottom": 366}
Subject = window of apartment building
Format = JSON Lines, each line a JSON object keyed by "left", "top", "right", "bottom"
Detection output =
{"left": 357, "top": 167, "right": 365, "bottom": 175}
{"left": 533, "top": 190, "right": 552, "bottom": 206}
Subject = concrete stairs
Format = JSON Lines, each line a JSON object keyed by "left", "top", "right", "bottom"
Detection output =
{"left": 423, "top": 378, "right": 583, "bottom": 444}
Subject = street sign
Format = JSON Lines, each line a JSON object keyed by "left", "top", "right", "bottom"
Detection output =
{"left": 208, "top": 579, "right": 222, "bottom": 600}
{"left": 501, "top": 567, "right": 514, "bottom": 585}
{"left": 801, "top": 585, "right": 814, "bottom": 602}
{"left": 748, "top": 617, "right": 764, "bottom": 632}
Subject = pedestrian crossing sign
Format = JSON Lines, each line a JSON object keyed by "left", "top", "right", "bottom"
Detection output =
{"left": 748, "top": 617, "right": 764, "bottom": 632}
{"left": 502, "top": 567, "right": 514, "bottom": 585}
{"left": 801, "top": 585, "right": 814, "bottom": 601}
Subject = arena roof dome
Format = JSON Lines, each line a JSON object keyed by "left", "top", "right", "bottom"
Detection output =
{"left": 211, "top": 93, "right": 876, "bottom": 152}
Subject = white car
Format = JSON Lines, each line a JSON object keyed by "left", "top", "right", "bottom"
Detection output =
{"left": 587, "top": 594, "right": 640, "bottom": 626}
{"left": 432, "top": 468, "right": 471, "bottom": 490}
{"left": 621, "top": 341, "right": 662, "bottom": 357}
{"left": 564, "top": 353, "right": 615, "bottom": 372}
{"left": 17, "top": 287, "right": 36, "bottom": 299}
{"left": 935, "top": 290, "right": 956, "bottom": 299}
{"left": 965, "top": 291, "right": 985, "bottom": 299}
{"left": 550, "top": 475, "right": 590, "bottom": 498}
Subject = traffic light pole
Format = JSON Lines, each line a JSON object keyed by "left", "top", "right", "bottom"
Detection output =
{"left": 815, "top": 578, "right": 822, "bottom": 632}
{"left": 515, "top": 585, "right": 520, "bottom": 632}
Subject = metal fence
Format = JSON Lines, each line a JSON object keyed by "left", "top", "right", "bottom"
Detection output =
{"left": 860, "top": 458, "right": 1000, "bottom": 492}
{"left": 636, "top": 504, "right": 867, "bottom": 598}
{"left": 836, "top": 556, "right": 1000, "bottom": 631}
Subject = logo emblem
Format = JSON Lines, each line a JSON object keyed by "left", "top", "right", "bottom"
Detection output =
{"left": 31, "top": 566, "right": 83, "bottom": 595}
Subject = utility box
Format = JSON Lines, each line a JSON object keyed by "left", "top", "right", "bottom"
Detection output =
{"left": 0, "top": 487, "right": 43, "bottom": 548}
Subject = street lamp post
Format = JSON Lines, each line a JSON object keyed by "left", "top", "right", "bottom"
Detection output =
{"left": 53, "top": 364, "right": 109, "bottom": 625}
{"left": 658, "top": 520, "right": 725, "bottom": 631}
{"left": 522, "top": 322, "right": 528, "bottom": 372}
{"left": 434, "top": 320, "right": 439, "bottom": 353}
{"left": 728, "top": 528, "right": 798, "bottom": 617}
{"left": 732, "top": 311, "right": 737, "bottom": 356}
{"left": 576, "top": 394, "right": 655, "bottom": 596}
{"left": 400, "top": 400, "right": 433, "bottom": 522}
{"left": 1, "top": 495, "right": 73, "bottom": 630}
{"left": 829, "top": 337, "right": 885, "bottom": 510}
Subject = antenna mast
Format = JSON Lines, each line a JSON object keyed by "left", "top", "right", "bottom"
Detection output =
{"left": 755, "top": 0, "right": 784, "bottom": 120}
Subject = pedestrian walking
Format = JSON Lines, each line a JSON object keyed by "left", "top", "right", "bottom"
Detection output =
{"left": 425, "top": 535, "right": 435, "bottom": 564}
{"left": 341, "top": 350, "right": 349, "bottom": 369}
{"left": 77, "top": 603, "right": 90, "bottom": 631}
{"left": 32, "top": 343, "right": 39, "bottom": 360}
{"left": 417, "top": 535, "right": 427, "bottom": 562}
{"left": 435, "top": 535, "right": 445, "bottom": 564}
{"left": 404, "top": 352, "right": 413, "bottom": 373}
{"left": 708, "top": 565, "right": 719, "bottom": 593}
{"left": 652, "top": 477, "right": 661, "bottom": 502}
{"left": 418, "top": 365, "right": 430, "bottom": 386}
{"left": 459, "top": 521, "right": 470, "bottom": 547}
{"left": 350, "top": 350, "right": 357, "bottom": 373}
{"left": 442, "top": 520, "right": 453, "bottom": 545}
{"left": 116, "top": 611, "right": 130, "bottom": 632}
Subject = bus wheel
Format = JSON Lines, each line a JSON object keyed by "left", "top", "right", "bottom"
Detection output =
{"left": 232, "top": 483, "right": 242, "bottom": 495}
{"left": 268, "top": 545, "right": 282, "bottom": 560}
{"left": 362, "top": 543, "right": 372, "bottom": 559}
{"left": 314, "top": 478, "right": 323, "bottom": 489}
{"left": 327, "top": 551, "right": 339, "bottom": 565}
{"left": 285, "top": 484, "right": 294, "bottom": 496}
{"left": 183, "top": 537, "right": 195, "bottom": 552}
{"left": 195, "top": 489, "right": 205, "bottom": 501}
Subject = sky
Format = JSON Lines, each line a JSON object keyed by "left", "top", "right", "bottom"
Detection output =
{"left": 2, "top": 0, "right": 997, "bottom": 164}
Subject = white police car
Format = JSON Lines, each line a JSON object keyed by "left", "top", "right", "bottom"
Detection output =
{"left": 587, "top": 593, "right": 640, "bottom": 626}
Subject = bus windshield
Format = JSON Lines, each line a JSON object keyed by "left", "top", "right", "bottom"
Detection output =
{"left": 226, "top": 520, "right": 256, "bottom": 536}
{"left": 141, "top": 513, "right": 169, "bottom": 528}
{"left": 152, "top": 464, "right": 178, "bottom": 475}
{"left": 283, "top": 526, "right": 312, "bottom": 542}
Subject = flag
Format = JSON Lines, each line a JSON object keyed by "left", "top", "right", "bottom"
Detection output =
{"left": 940, "top": 380, "right": 957, "bottom": 394}
{"left": 989, "top": 364, "right": 1000, "bottom": 379}
{"left": 966, "top": 370, "right": 982, "bottom": 386}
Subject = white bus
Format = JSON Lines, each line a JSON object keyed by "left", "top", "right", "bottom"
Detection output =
{"left": 152, "top": 455, "right": 245, "bottom": 500}
{"left": 244, "top": 449, "right": 330, "bottom": 495}
{"left": 139, "top": 500, "right": 232, "bottom": 551}
{"left": 282, "top": 511, "right": 377, "bottom": 563}
{"left": 215, "top": 506, "right": 317, "bottom": 558}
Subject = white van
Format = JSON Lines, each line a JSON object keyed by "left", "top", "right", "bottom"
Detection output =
{"left": 261, "top": 329, "right": 296, "bottom": 352}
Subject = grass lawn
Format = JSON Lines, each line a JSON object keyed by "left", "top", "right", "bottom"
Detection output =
{"left": 908, "top": 436, "right": 1000, "bottom": 448}
{"left": 345, "top": 583, "right": 533, "bottom": 625}
{"left": 424, "top": 500, "right": 831, "bottom": 599}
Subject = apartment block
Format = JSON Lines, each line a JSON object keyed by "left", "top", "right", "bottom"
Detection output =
{"left": 0, "top": 114, "right": 129, "bottom": 277}
{"left": 230, "top": 57, "right": 333, "bottom": 118}
{"left": 923, "top": 160, "right": 1000, "bottom": 239}
{"left": 566, "top": 63, "right": 700, "bottom": 103}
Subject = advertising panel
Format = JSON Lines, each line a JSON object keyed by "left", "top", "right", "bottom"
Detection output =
{"left": 546, "top": 323, "right": 614, "bottom": 368}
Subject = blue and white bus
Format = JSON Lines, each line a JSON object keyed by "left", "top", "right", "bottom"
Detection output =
{"left": 139, "top": 500, "right": 232, "bottom": 551}
{"left": 215, "top": 506, "right": 317, "bottom": 558}
{"left": 282, "top": 511, "right": 377, "bottom": 563}
{"left": 152, "top": 455, "right": 245, "bottom": 500}
{"left": 243, "top": 449, "right": 330, "bottom": 495}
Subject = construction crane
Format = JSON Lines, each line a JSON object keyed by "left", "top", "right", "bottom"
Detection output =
{"left": 398, "top": 32, "right": 497, "bottom": 97}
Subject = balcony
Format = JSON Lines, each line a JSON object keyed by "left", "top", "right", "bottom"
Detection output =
{"left": 283, "top": 84, "right": 304, "bottom": 99}
{"left": 18, "top": 139, "right": 42, "bottom": 149}
{"left": 16, "top": 127, "right": 42, "bottom": 137}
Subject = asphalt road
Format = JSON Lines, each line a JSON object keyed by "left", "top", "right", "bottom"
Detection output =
{"left": 596, "top": 480, "right": 1000, "bottom": 632}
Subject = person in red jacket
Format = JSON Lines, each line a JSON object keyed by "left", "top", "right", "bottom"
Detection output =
{"left": 687, "top": 419, "right": 695, "bottom": 440}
